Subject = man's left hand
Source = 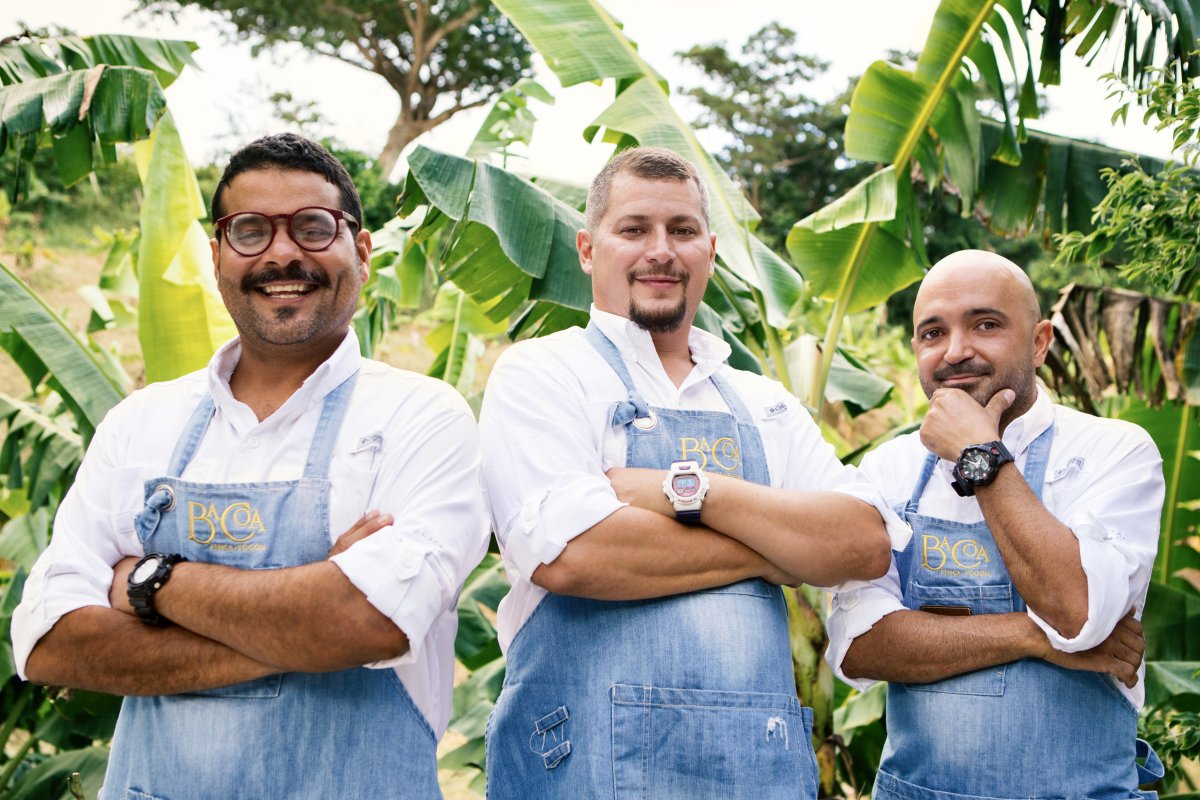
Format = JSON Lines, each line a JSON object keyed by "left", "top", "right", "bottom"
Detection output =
{"left": 607, "top": 467, "right": 673, "bottom": 517}
{"left": 920, "top": 387, "right": 1015, "bottom": 460}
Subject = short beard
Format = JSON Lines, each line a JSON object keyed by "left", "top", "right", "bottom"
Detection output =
{"left": 629, "top": 297, "right": 688, "bottom": 333}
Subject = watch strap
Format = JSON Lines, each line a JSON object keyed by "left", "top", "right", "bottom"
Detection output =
{"left": 128, "top": 553, "right": 187, "bottom": 627}
{"left": 952, "top": 440, "right": 1014, "bottom": 497}
{"left": 675, "top": 508, "right": 702, "bottom": 525}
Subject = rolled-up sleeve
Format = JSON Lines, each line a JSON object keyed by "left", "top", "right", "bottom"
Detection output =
{"left": 331, "top": 401, "right": 488, "bottom": 668}
{"left": 768, "top": 395, "right": 912, "bottom": 552}
{"left": 479, "top": 347, "right": 625, "bottom": 582}
{"left": 1030, "top": 434, "right": 1163, "bottom": 652}
{"left": 11, "top": 412, "right": 141, "bottom": 680}
{"left": 825, "top": 563, "right": 908, "bottom": 690}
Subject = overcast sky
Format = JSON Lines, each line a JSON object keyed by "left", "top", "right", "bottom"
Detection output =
{"left": 4, "top": 0, "right": 1181, "bottom": 182}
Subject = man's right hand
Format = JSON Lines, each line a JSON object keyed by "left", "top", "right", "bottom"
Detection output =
{"left": 1039, "top": 608, "right": 1144, "bottom": 688}
{"left": 327, "top": 511, "right": 394, "bottom": 558}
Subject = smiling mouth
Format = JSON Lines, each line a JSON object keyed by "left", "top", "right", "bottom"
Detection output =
{"left": 257, "top": 283, "right": 318, "bottom": 299}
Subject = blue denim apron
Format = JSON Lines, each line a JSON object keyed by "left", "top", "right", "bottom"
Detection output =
{"left": 485, "top": 323, "right": 818, "bottom": 800}
{"left": 875, "top": 426, "right": 1164, "bottom": 800}
{"left": 101, "top": 374, "right": 442, "bottom": 800}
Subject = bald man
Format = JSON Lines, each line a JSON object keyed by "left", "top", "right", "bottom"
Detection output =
{"left": 826, "top": 250, "right": 1165, "bottom": 799}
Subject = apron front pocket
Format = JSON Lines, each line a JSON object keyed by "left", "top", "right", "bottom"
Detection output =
{"left": 903, "top": 582, "right": 1013, "bottom": 697}
{"left": 609, "top": 684, "right": 817, "bottom": 800}
{"left": 184, "top": 674, "right": 282, "bottom": 699}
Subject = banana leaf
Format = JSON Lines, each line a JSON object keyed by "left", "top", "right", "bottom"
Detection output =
{"left": 0, "top": 262, "right": 125, "bottom": 440}
{"left": 0, "top": 34, "right": 197, "bottom": 89}
{"left": 401, "top": 144, "right": 591, "bottom": 316}
{"left": 0, "top": 65, "right": 167, "bottom": 185}
{"left": 423, "top": 283, "right": 508, "bottom": 396}
{"left": 0, "top": 393, "right": 83, "bottom": 513}
{"left": 492, "top": 0, "right": 802, "bottom": 329}
{"left": 133, "top": 112, "right": 237, "bottom": 383}
{"left": 6, "top": 745, "right": 109, "bottom": 800}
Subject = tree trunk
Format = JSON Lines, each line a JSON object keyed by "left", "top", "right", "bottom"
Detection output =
{"left": 377, "top": 112, "right": 421, "bottom": 180}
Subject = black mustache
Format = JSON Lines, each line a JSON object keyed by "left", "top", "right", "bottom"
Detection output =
{"left": 933, "top": 362, "right": 993, "bottom": 381}
{"left": 241, "top": 265, "right": 331, "bottom": 293}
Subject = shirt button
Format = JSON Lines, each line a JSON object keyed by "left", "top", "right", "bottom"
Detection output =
{"left": 247, "top": 437, "right": 259, "bottom": 449}
{"left": 840, "top": 591, "right": 860, "bottom": 610}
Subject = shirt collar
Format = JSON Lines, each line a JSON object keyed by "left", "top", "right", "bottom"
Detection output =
{"left": 588, "top": 305, "right": 732, "bottom": 368}
{"left": 999, "top": 384, "right": 1054, "bottom": 457}
{"left": 206, "top": 329, "right": 362, "bottom": 426}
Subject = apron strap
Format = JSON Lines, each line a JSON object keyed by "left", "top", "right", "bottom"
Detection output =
{"left": 167, "top": 395, "right": 218, "bottom": 477}
{"left": 905, "top": 453, "right": 939, "bottom": 516}
{"left": 584, "top": 322, "right": 655, "bottom": 429}
{"left": 1021, "top": 424, "right": 1055, "bottom": 502}
{"left": 302, "top": 371, "right": 359, "bottom": 480}
{"left": 167, "top": 371, "right": 360, "bottom": 480}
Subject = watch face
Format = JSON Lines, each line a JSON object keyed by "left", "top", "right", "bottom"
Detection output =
{"left": 960, "top": 449, "right": 992, "bottom": 481}
{"left": 672, "top": 474, "right": 700, "bottom": 498}
{"left": 131, "top": 557, "right": 161, "bottom": 584}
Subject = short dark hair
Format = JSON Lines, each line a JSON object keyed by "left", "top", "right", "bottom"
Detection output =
{"left": 211, "top": 133, "right": 363, "bottom": 234}
{"left": 585, "top": 146, "right": 710, "bottom": 231}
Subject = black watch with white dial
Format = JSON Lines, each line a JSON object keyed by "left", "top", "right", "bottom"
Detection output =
{"left": 127, "top": 553, "right": 187, "bottom": 626}
{"left": 951, "top": 441, "right": 1014, "bottom": 497}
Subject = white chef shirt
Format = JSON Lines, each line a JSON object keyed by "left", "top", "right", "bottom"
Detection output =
{"left": 480, "top": 307, "right": 908, "bottom": 651}
{"left": 11, "top": 330, "right": 489, "bottom": 735}
{"left": 825, "top": 387, "right": 1163, "bottom": 707}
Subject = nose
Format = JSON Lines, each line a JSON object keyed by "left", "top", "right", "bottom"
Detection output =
{"left": 943, "top": 329, "right": 975, "bottom": 364}
{"left": 644, "top": 226, "right": 674, "bottom": 264}
{"left": 261, "top": 218, "right": 305, "bottom": 263}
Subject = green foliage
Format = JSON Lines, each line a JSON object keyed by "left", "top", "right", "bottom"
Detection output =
{"left": 1053, "top": 68, "right": 1200, "bottom": 299}
{"left": 466, "top": 77, "right": 554, "bottom": 164}
{"left": 0, "top": 146, "right": 144, "bottom": 249}
{"left": 324, "top": 144, "right": 404, "bottom": 232}
{"left": 677, "top": 23, "right": 872, "bottom": 252}
{"left": 1055, "top": 161, "right": 1200, "bottom": 297}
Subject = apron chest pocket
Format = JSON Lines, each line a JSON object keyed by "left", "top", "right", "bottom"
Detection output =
{"left": 903, "top": 582, "right": 1014, "bottom": 697}
{"left": 609, "top": 684, "right": 817, "bottom": 800}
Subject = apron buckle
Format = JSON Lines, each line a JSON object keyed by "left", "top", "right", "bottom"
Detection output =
{"left": 151, "top": 483, "right": 176, "bottom": 513}
{"left": 632, "top": 409, "right": 658, "bottom": 431}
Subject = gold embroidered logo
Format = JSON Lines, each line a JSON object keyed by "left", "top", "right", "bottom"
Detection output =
{"left": 188, "top": 501, "right": 267, "bottom": 549}
{"left": 679, "top": 437, "right": 741, "bottom": 473}
{"left": 921, "top": 534, "right": 991, "bottom": 576}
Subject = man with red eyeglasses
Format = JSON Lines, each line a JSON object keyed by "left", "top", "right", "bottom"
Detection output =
{"left": 12, "top": 134, "right": 487, "bottom": 798}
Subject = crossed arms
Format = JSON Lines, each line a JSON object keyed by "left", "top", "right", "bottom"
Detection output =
{"left": 19, "top": 395, "right": 487, "bottom": 697}
{"left": 24, "top": 513, "right": 398, "bottom": 696}
{"left": 837, "top": 388, "right": 1163, "bottom": 689}
{"left": 480, "top": 347, "right": 895, "bottom": 603}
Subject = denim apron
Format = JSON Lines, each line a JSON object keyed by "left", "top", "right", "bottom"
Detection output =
{"left": 101, "top": 373, "right": 441, "bottom": 800}
{"left": 485, "top": 323, "right": 818, "bottom": 800}
{"left": 875, "top": 426, "right": 1164, "bottom": 800}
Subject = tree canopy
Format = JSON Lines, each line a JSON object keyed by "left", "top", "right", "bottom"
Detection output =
{"left": 139, "top": 0, "right": 533, "bottom": 176}
{"left": 677, "top": 23, "right": 872, "bottom": 252}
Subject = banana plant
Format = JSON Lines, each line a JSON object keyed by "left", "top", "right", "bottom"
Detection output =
{"left": 0, "top": 33, "right": 235, "bottom": 384}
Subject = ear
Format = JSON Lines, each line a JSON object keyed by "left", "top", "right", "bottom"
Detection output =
{"left": 211, "top": 237, "right": 221, "bottom": 281}
{"left": 356, "top": 228, "right": 372, "bottom": 282}
{"left": 707, "top": 231, "right": 717, "bottom": 276}
{"left": 577, "top": 229, "right": 594, "bottom": 275}
{"left": 1031, "top": 319, "right": 1054, "bottom": 367}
